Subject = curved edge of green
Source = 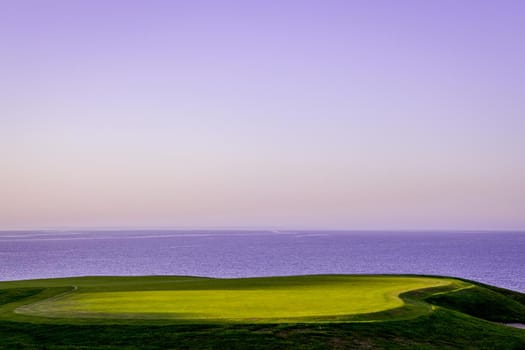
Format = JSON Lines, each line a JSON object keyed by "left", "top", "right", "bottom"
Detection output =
{"left": 0, "top": 275, "right": 508, "bottom": 324}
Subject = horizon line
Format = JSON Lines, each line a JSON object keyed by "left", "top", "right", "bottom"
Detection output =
{"left": 1, "top": 227, "right": 524, "bottom": 233}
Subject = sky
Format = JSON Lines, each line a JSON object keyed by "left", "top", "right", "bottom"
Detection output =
{"left": 1, "top": 0, "right": 524, "bottom": 230}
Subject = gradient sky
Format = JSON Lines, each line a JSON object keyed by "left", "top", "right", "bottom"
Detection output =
{"left": 1, "top": 0, "right": 524, "bottom": 230}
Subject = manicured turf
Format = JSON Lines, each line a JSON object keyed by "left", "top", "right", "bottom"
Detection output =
{"left": 0, "top": 275, "right": 524, "bottom": 349}
{"left": 14, "top": 276, "right": 452, "bottom": 321}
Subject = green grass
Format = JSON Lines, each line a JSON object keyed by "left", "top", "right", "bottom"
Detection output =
{"left": 12, "top": 275, "right": 452, "bottom": 322}
{"left": 0, "top": 274, "right": 524, "bottom": 349}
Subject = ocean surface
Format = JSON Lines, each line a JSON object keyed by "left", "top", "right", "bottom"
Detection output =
{"left": 0, "top": 230, "right": 524, "bottom": 292}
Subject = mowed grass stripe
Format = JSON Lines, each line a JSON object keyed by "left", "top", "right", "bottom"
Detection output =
{"left": 16, "top": 276, "right": 453, "bottom": 321}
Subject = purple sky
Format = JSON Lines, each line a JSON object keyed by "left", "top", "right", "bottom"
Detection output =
{"left": 1, "top": 0, "right": 524, "bottom": 230}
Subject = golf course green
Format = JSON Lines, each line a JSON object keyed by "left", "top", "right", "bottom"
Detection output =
{"left": 11, "top": 275, "right": 455, "bottom": 322}
{"left": 1, "top": 275, "right": 524, "bottom": 349}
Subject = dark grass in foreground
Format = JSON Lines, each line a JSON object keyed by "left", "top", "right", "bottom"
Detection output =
{"left": 0, "top": 275, "right": 524, "bottom": 349}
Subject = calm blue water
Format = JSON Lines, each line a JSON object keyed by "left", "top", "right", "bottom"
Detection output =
{"left": 0, "top": 230, "right": 523, "bottom": 292}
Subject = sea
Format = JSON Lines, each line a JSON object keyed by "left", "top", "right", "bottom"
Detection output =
{"left": 0, "top": 230, "right": 523, "bottom": 292}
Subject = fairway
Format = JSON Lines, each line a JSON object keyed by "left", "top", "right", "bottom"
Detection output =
{"left": 12, "top": 275, "right": 456, "bottom": 322}
{"left": 1, "top": 275, "right": 524, "bottom": 349}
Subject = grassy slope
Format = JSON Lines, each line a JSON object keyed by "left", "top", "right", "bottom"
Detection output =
{"left": 0, "top": 275, "right": 524, "bottom": 349}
